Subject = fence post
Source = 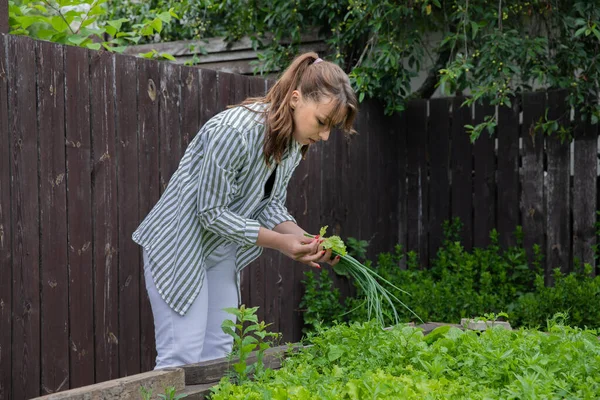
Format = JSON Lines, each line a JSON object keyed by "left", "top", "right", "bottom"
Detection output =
{"left": 0, "top": 0, "right": 8, "bottom": 34}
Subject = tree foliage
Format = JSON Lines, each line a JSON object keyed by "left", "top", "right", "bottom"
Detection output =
{"left": 10, "top": 0, "right": 600, "bottom": 139}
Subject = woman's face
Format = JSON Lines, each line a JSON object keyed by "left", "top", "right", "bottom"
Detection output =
{"left": 290, "top": 90, "right": 337, "bottom": 146}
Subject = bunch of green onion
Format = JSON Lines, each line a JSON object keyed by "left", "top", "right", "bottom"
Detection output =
{"left": 305, "top": 226, "right": 422, "bottom": 326}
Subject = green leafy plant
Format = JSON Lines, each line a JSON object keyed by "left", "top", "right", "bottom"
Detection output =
{"left": 221, "top": 305, "right": 281, "bottom": 384}
{"left": 210, "top": 319, "right": 600, "bottom": 399}
{"left": 299, "top": 269, "right": 344, "bottom": 335}
{"left": 9, "top": 0, "right": 178, "bottom": 57}
{"left": 158, "top": 386, "right": 187, "bottom": 400}
{"left": 305, "top": 226, "right": 421, "bottom": 326}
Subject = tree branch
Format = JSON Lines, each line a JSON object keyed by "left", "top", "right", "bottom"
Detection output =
{"left": 410, "top": 47, "right": 452, "bottom": 99}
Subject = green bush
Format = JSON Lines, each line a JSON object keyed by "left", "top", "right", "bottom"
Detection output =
{"left": 301, "top": 219, "right": 600, "bottom": 334}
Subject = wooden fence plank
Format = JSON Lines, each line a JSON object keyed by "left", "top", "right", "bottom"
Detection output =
{"left": 199, "top": 69, "right": 218, "bottom": 127}
{"left": 428, "top": 99, "right": 450, "bottom": 261}
{"left": 0, "top": 33, "right": 12, "bottom": 400}
{"left": 115, "top": 53, "right": 141, "bottom": 378}
{"left": 181, "top": 67, "right": 200, "bottom": 151}
{"left": 246, "top": 77, "right": 266, "bottom": 324}
{"left": 406, "top": 100, "right": 428, "bottom": 267}
{"left": 496, "top": 99, "right": 520, "bottom": 248}
{"left": 451, "top": 97, "right": 473, "bottom": 249}
{"left": 520, "top": 92, "right": 546, "bottom": 271}
{"left": 64, "top": 45, "right": 95, "bottom": 388}
{"left": 217, "top": 71, "right": 234, "bottom": 111}
{"left": 0, "top": 2, "right": 8, "bottom": 34}
{"left": 545, "top": 90, "right": 571, "bottom": 280}
{"left": 159, "top": 62, "right": 181, "bottom": 193}
{"left": 8, "top": 35, "right": 41, "bottom": 400}
{"left": 90, "top": 50, "right": 119, "bottom": 383}
{"left": 37, "top": 40, "right": 70, "bottom": 396}
{"left": 572, "top": 109, "right": 597, "bottom": 274}
{"left": 137, "top": 58, "right": 160, "bottom": 373}
{"left": 472, "top": 102, "right": 496, "bottom": 248}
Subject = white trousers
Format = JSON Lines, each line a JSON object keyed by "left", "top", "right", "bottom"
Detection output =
{"left": 143, "top": 244, "right": 239, "bottom": 369}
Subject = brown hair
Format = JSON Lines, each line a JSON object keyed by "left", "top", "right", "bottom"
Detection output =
{"left": 240, "top": 52, "right": 358, "bottom": 166}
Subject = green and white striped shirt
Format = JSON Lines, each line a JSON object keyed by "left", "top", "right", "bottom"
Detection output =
{"left": 133, "top": 103, "right": 302, "bottom": 316}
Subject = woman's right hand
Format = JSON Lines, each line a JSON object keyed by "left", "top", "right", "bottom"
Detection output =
{"left": 277, "top": 234, "right": 323, "bottom": 268}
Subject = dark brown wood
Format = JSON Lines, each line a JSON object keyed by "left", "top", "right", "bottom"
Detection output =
{"left": 8, "top": 35, "right": 41, "bottom": 400}
{"left": 217, "top": 71, "right": 234, "bottom": 111}
{"left": 182, "top": 344, "right": 302, "bottom": 385}
{"left": 115, "top": 53, "right": 141, "bottom": 378}
{"left": 181, "top": 66, "right": 200, "bottom": 150}
{"left": 572, "top": 109, "right": 597, "bottom": 274}
{"left": 427, "top": 99, "right": 450, "bottom": 261}
{"left": 496, "top": 98, "right": 520, "bottom": 248}
{"left": 246, "top": 77, "right": 267, "bottom": 324}
{"left": 198, "top": 69, "right": 218, "bottom": 127}
{"left": 451, "top": 97, "right": 473, "bottom": 249}
{"left": 64, "top": 45, "right": 95, "bottom": 389}
{"left": 394, "top": 111, "right": 408, "bottom": 269}
{"left": 37, "top": 40, "right": 70, "bottom": 396}
{"left": 406, "top": 100, "right": 428, "bottom": 267}
{"left": 137, "top": 57, "right": 160, "bottom": 373}
{"left": 90, "top": 49, "right": 119, "bottom": 382}
{"left": 0, "top": 0, "right": 8, "bottom": 34}
{"left": 520, "top": 92, "right": 546, "bottom": 271}
{"left": 0, "top": 33, "right": 12, "bottom": 400}
{"left": 472, "top": 102, "right": 496, "bottom": 248}
{"left": 159, "top": 62, "right": 182, "bottom": 193}
{"left": 545, "top": 90, "right": 571, "bottom": 281}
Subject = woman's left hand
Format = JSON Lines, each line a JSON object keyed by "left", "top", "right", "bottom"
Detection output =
{"left": 314, "top": 244, "right": 341, "bottom": 267}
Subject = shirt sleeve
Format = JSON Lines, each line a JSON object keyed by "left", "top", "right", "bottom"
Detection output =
{"left": 259, "top": 157, "right": 299, "bottom": 230}
{"left": 196, "top": 124, "right": 261, "bottom": 246}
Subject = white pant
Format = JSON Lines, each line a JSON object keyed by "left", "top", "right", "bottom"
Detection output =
{"left": 143, "top": 244, "right": 239, "bottom": 369}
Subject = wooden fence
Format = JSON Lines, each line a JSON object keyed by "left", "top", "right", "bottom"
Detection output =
{"left": 0, "top": 32, "right": 598, "bottom": 398}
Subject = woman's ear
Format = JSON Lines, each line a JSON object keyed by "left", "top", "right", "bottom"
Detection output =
{"left": 290, "top": 89, "right": 301, "bottom": 110}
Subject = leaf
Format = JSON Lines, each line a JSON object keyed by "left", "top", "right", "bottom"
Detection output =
{"left": 328, "top": 345, "right": 344, "bottom": 361}
{"left": 471, "top": 21, "right": 479, "bottom": 40}
{"left": 359, "top": 92, "right": 365, "bottom": 103}
{"left": 150, "top": 18, "right": 163, "bottom": 33}
{"left": 157, "top": 11, "right": 172, "bottom": 23}
{"left": 160, "top": 52, "right": 176, "bottom": 61}
{"left": 86, "top": 43, "right": 101, "bottom": 50}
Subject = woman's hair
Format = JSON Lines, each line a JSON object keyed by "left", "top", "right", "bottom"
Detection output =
{"left": 240, "top": 52, "right": 358, "bottom": 166}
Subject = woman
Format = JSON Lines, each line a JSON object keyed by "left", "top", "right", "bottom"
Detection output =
{"left": 133, "top": 52, "right": 358, "bottom": 368}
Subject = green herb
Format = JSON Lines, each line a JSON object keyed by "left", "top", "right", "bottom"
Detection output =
{"left": 306, "top": 226, "right": 422, "bottom": 326}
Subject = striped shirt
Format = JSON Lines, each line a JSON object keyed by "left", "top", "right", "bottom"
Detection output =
{"left": 132, "top": 103, "right": 302, "bottom": 316}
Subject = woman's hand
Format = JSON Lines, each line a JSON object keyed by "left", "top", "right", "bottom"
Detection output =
{"left": 277, "top": 234, "right": 323, "bottom": 268}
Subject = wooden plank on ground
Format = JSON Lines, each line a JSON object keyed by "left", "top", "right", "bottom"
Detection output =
{"left": 37, "top": 40, "right": 70, "bottom": 396}
{"left": 90, "top": 49, "right": 119, "bottom": 383}
{"left": 451, "top": 97, "right": 473, "bottom": 250}
{"left": 181, "top": 66, "right": 200, "bottom": 150}
{"left": 8, "top": 35, "right": 41, "bottom": 400}
{"left": 472, "top": 102, "right": 496, "bottom": 248}
{"left": 406, "top": 100, "right": 428, "bottom": 267}
{"left": 545, "top": 90, "right": 571, "bottom": 280}
{"left": 32, "top": 368, "right": 185, "bottom": 400}
{"left": 572, "top": 109, "right": 598, "bottom": 274}
{"left": 428, "top": 99, "right": 450, "bottom": 262}
{"left": 0, "top": 32, "right": 12, "bottom": 400}
{"left": 496, "top": 99, "right": 520, "bottom": 248}
{"left": 115, "top": 53, "right": 141, "bottom": 378}
{"left": 137, "top": 57, "right": 160, "bottom": 372}
{"left": 159, "top": 62, "right": 182, "bottom": 193}
{"left": 64, "top": 45, "right": 95, "bottom": 388}
{"left": 520, "top": 92, "right": 546, "bottom": 271}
